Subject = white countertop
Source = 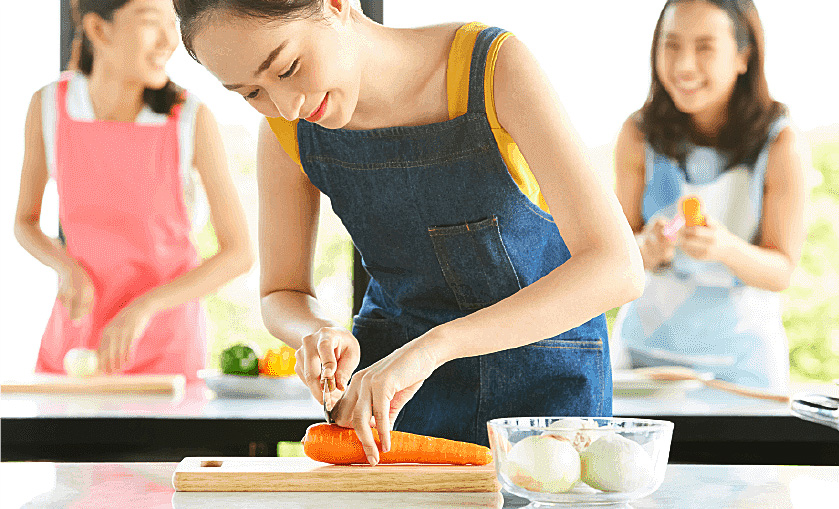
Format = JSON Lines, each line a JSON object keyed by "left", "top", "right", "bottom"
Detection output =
{"left": 0, "top": 381, "right": 325, "bottom": 420}
{"left": 2, "top": 380, "right": 834, "bottom": 420}
{"left": 2, "top": 462, "right": 837, "bottom": 508}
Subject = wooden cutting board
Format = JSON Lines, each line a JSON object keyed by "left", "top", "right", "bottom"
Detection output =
{"left": 172, "top": 457, "right": 501, "bottom": 492}
{"left": 1, "top": 374, "right": 185, "bottom": 395}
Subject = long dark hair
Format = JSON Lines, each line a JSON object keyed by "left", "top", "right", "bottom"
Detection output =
{"left": 173, "top": 0, "right": 324, "bottom": 62}
{"left": 639, "top": 0, "right": 785, "bottom": 170}
{"left": 76, "top": 0, "right": 184, "bottom": 115}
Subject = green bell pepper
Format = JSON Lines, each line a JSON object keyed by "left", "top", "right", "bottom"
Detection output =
{"left": 220, "top": 344, "right": 259, "bottom": 376}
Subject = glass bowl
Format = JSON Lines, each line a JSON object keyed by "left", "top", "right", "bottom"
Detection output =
{"left": 487, "top": 417, "right": 673, "bottom": 507}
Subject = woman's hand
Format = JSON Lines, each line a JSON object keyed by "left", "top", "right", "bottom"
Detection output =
{"left": 677, "top": 215, "right": 737, "bottom": 263}
{"left": 330, "top": 341, "right": 439, "bottom": 466}
{"left": 98, "top": 300, "right": 154, "bottom": 373}
{"left": 295, "top": 327, "right": 361, "bottom": 403}
{"left": 638, "top": 217, "right": 676, "bottom": 271}
{"left": 57, "top": 262, "right": 95, "bottom": 321}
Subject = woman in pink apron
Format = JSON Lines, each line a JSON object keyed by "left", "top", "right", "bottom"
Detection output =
{"left": 14, "top": 0, "right": 252, "bottom": 380}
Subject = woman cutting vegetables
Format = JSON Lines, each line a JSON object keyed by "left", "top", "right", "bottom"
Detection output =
{"left": 174, "top": 0, "right": 644, "bottom": 464}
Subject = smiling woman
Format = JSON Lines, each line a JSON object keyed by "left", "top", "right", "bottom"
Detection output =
{"left": 610, "top": 0, "right": 808, "bottom": 392}
{"left": 173, "top": 0, "right": 645, "bottom": 468}
{"left": 11, "top": 0, "right": 253, "bottom": 380}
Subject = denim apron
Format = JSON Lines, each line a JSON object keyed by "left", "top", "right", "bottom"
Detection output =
{"left": 612, "top": 117, "right": 791, "bottom": 391}
{"left": 296, "top": 26, "right": 610, "bottom": 446}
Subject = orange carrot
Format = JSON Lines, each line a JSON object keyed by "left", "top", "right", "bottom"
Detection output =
{"left": 682, "top": 196, "right": 706, "bottom": 227}
{"left": 301, "top": 423, "right": 493, "bottom": 465}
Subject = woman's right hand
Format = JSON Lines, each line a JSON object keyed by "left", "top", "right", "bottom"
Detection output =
{"left": 638, "top": 217, "right": 675, "bottom": 271}
{"left": 57, "top": 263, "right": 95, "bottom": 321}
{"left": 295, "top": 326, "right": 361, "bottom": 405}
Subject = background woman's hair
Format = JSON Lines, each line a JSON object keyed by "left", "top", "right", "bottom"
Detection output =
{"left": 76, "top": 0, "right": 184, "bottom": 115}
{"left": 639, "top": 0, "right": 785, "bottom": 171}
{"left": 174, "top": 0, "right": 362, "bottom": 62}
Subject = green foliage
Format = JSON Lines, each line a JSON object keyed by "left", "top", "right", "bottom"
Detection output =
{"left": 783, "top": 142, "right": 839, "bottom": 382}
{"left": 203, "top": 293, "right": 284, "bottom": 371}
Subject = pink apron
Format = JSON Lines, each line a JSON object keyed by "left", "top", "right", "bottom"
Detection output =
{"left": 35, "top": 76, "right": 205, "bottom": 380}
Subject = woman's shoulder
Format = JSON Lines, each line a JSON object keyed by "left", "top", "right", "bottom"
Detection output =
{"left": 616, "top": 113, "right": 647, "bottom": 158}
{"left": 767, "top": 118, "right": 808, "bottom": 165}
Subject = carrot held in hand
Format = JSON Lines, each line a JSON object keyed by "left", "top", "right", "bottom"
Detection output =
{"left": 682, "top": 196, "right": 706, "bottom": 227}
{"left": 302, "top": 423, "right": 493, "bottom": 465}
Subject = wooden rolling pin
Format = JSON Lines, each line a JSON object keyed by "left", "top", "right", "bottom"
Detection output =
{"left": 632, "top": 366, "right": 790, "bottom": 403}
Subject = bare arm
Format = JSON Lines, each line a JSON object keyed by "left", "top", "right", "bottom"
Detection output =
{"left": 715, "top": 127, "right": 807, "bottom": 291}
{"left": 256, "top": 119, "right": 342, "bottom": 349}
{"left": 417, "top": 36, "right": 645, "bottom": 365}
{"left": 614, "top": 117, "right": 676, "bottom": 271}
{"left": 133, "top": 104, "right": 254, "bottom": 312}
{"left": 13, "top": 90, "right": 89, "bottom": 307}
{"left": 614, "top": 117, "right": 647, "bottom": 234}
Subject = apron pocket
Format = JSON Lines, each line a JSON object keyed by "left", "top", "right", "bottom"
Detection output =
{"left": 428, "top": 215, "right": 522, "bottom": 312}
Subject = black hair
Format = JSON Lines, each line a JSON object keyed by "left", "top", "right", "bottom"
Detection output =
{"left": 639, "top": 0, "right": 785, "bottom": 170}
{"left": 173, "top": 0, "right": 324, "bottom": 62}
{"left": 76, "top": 0, "right": 184, "bottom": 115}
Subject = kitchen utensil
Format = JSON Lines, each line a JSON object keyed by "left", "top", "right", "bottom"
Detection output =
{"left": 790, "top": 393, "right": 839, "bottom": 431}
{"left": 322, "top": 369, "right": 335, "bottom": 424}
{"left": 172, "top": 457, "right": 500, "bottom": 492}
{"left": 612, "top": 369, "right": 706, "bottom": 397}
{"left": 632, "top": 366, "right": 790, "bottom": 403}
{"left": 487, "top": 417, "right": 673, "bottom": 506}
{"left": 0, "top": 374, "right": 185, "bottom": 395}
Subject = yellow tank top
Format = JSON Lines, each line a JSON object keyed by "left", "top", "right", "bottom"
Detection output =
{"left": 267, "top": 21, "right": 549, "bottom": 214}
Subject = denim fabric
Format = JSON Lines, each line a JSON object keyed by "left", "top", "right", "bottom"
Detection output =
{"left": 295, "top": 26, "right": 610, "bottom": 446}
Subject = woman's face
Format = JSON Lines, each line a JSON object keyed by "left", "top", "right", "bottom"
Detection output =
{"left": 95, "top": 0, "right": 179, "bottom": 89}
{"left": 655, "top": 0, "right": 749, "bottom": 118}
{"left": 191, "top": 3, "right": 361, "bottom": 128}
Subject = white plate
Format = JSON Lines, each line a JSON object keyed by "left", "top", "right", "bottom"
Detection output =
{"left": 612, "top": 370, "right": 705, "bottom": 398}
{"left": 198, "top": 369, "right": 311, "bottom": 399}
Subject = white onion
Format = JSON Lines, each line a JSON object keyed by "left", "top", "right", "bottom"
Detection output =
{"left": 580, "top": 434, "right": 653, "bottom": 492}
{"left": 502, "top": 435, "right": 580, "bottom": 493}
{"left": 541, "top": 417, "right": 612, "bottom": 453}
{"left": 63, "top": 348, "right": 99, "bottom": 378}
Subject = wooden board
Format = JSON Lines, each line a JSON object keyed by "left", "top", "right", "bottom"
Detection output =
{"left": 172, "top": 457, "right": 501, "bottom": 493}
{"left": 1, "top": 374, "right": 185, "bottom": 395}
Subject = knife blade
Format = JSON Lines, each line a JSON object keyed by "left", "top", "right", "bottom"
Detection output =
{"left": 321, "top": 370, "right": 335, "bottom": 424}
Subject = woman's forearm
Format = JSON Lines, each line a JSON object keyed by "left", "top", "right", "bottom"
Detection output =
{"left": 260, "top": 290, "right": 345, "bottom": 349}
{"left": 721, "top": 238, "right": 796, "bottom": 292}
{"left": 13, "top": 220, "right": 77, "bottom": 277}
{"left": 415, "top": 249, "right": 644, "bottom": 367}
{"left": 137, "top": 244, "right": 253, "bottom": 315}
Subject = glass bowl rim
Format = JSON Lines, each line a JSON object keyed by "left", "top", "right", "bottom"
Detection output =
{"left": 487, "top": 416, "right": 675, "bottom": 432}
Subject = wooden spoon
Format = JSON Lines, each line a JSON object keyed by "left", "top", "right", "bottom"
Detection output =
{"left": 631, "top": 366, "right": 790, "bottom": 403}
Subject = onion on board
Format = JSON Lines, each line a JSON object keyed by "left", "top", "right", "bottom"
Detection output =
{"left": 63, "top": 348, "right": 98, "bottom": 378}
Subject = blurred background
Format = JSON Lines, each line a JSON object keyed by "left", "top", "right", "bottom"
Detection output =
{"left": 1, "top": 0, "right": 836, "bottom": 384}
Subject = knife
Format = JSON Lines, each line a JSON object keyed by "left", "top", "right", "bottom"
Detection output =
{"left": 321, "top": 370, "right": 336, "bottom": 424}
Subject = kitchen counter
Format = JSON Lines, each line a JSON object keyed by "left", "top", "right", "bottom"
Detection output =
{"left": 1, "top": 462, "right": 837, "bottom": 508}
{"left": 3, "top": 381, "right": 837, "bottom": 464}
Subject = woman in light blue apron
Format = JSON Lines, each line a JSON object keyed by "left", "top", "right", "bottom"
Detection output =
{"left": 174, "top": 0, "right": 645, "bottom": 462}
{"left": 612, "top": 0, "right": 808, "bottom": 392}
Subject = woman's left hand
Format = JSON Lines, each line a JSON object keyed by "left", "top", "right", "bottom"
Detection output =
{"left": 677, "top": 215, "right": 738, "bottom": 263}
{"left": 98, "top": 300, "right": 154, "bottom": 373}
{"left": 330, "top": 340, "right": 440, "bottom": 466}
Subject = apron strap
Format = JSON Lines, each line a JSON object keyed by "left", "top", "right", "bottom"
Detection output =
{"left": 466, "top": 26, "right": 508, "bottom": 116}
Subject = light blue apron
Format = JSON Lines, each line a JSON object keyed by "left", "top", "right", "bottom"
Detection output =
{"left": 612, "top": 117, "right": 791, "bottom": 392}
{"left": 293, "top": 26, "right": 611, "bottom": 446}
